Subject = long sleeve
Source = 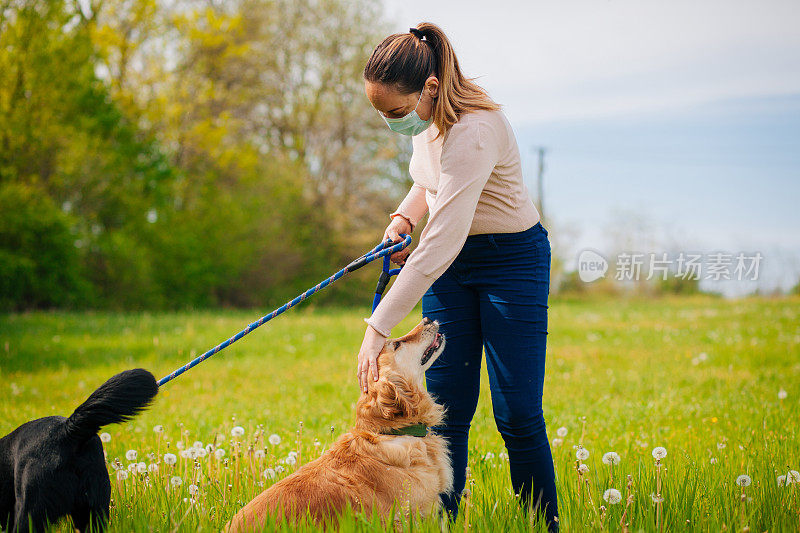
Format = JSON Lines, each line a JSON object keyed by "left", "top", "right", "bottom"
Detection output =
{"left": 365, "top": 118, "right": 501, "bottom": 337}
{"left": 390, "top": 183, "right": 429, "bottom": 228}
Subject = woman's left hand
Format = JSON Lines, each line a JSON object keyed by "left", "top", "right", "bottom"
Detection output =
{"left": 357, "top": 325, "right": 388, "bottom": 393}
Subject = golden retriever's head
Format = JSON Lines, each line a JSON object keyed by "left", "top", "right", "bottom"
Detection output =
{"left": 355, "top": 318, "right": 446, "bottom": 433}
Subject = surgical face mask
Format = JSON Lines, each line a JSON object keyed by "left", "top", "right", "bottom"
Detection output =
{"left": 380, "top": 91, "right": 432, "bottom": 136}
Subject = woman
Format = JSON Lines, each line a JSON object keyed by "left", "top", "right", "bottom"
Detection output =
{"left": 356, "top": 22, "right": 559, "bottom": 531}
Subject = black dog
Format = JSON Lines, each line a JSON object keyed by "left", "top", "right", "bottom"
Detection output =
{"left": 0, "top": 368, "right": 158, "bottom": 532}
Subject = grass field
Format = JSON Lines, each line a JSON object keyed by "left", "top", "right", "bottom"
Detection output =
{"left": 2, "top": 295, "right": 799, "bottom": 532}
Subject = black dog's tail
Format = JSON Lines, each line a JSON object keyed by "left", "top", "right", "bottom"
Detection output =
{"left": 65, "top": 368, "right": 159, "bottom": 442}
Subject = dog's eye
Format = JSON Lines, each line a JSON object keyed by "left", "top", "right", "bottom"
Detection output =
{"left": 393, "top": 341, "right": 402, "bottom": 350}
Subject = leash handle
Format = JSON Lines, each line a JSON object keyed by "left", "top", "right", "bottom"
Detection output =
{"left": 372, "top": 243, "right": 403, "bottom": 313}
{"left": 157, "top": 234, "right": 412, "bottom": 387}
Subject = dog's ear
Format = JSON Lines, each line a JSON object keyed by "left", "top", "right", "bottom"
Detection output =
{"left": 376, "top": 374, "right": 419, "bottom": 421}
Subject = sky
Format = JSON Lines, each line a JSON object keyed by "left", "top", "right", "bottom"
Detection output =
{"left": 382, "top": 0, "right": 800, "bottom": 294}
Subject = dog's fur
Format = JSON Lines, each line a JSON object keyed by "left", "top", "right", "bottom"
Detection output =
{"left": 0, "top": 369, "right": 158, "bottom": 533}
{"left": 227, "top": 318, "right": 452, "bottom": 530}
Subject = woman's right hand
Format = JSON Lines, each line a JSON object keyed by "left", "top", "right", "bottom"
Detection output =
{"left": 383, "top": 216, "right": 412, "bottom": 266}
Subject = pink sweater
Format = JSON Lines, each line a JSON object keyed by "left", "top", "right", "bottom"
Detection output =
{"left": 365, "top": 108, "right": 541, "bottom": 337}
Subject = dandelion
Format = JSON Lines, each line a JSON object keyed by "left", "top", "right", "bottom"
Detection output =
{"left": 697, "top": 352, "right": 708, "bottom": 362}
{"left": 577, "top": 464, "right": 589, "bottom": 474}
{"left": 195, "top": 447, "right": 207, "bottom": 458}
{"left": 650, "top": 493, "right": 664, "bottom": 504}
{"left": 136, "top": 462, "right": 147, "bottom": 473}
{"left": 778, "top": 389, "right": 787, "bottom": 400}
{"left": 556, "top": 427, "right": 568, "bottom": 438}
{"left": 262, "top": 468, "right": 276, "bottom": 479}
{"left": 231, "top": 426, "right": 245, "bottom": 438}
{"left": 652, "top": 447, "right": 667, "bottom": 460}
{"left": 163, "top": 453, "right": 177, "bottom": 465}
{"left": 176, "top": 441, "right": 185, "bottom": 450}
{"left": 603, "top": 488, "right": 622, "bottom": 505}
{"left": 193, "top": 441, "right": 204, "bottom": 449}
{"left": 499, "top": 452, "right": 509, "bottom": 461}
{"left": 285, "top": 454, "right": 297, "bottom": 466}
{"left": 116, "top": 470, "right": 128, "bottom": 481}
{"left": 148, "top": 463, "right": 159, "bottom": 473}
{"left": 552, "top": 438, "right": 563, "bottom": 447}
{"left": 111, "top": 460, "right": 122, "bottom": 471}
{"left": 778, "top": 475, "right": 787, "bottom": 486}
{"left": 313, "top": 439, "right": 321, "bottom": 448}
{"left": 576, "top": 448, "right": 590, "bottom": 461}
{"left": 484, "top": 452, "right": 495, "bottom": 461}
{"left": 736, "top": 475, "right": 752, "bottom": 487}
{"left": 717, "top": 442, "right": 726, "bottom": 450}
{"left": 128, "top": 463, "right": 138, "bottom": 473}
{"left": 188, "top": 484, "right": 199, "bottom": 495}
{"left": 268, "top": 434, "right": 281, "bottom": 446}
{"left": 170, "top": 476, "right": 183, "bottom": 487}
{"left": 254, "top": 449, "right": 266, "bottom": 460}
{"left": 205, "top": 444, "right": 215, "bottom": 453}
{"left": 602, "top": 452, "right": 621, "bottom": 465}
{"left": 214, "top": 449, "right": 226, "bottom": 460}
{"left": 125, "top": 449, "right": 137, "bottom": 461}
{"left": 100, "top": 433, "right": 111, "bottom": 443}
{"left": 153, "top": 425, "right": 164, "bottom": 433}
{"left": 788, "top": 470, "right": 800, "bottom": 483}
{"left": 275, "top": 465, "right": 285, "bottom": 473}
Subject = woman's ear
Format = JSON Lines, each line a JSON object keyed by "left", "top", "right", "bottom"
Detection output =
{"left": 425, "top": 75, "right": 439, "bottom": 99}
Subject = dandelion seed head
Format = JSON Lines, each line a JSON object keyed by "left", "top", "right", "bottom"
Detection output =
{"left": 285, "top": 455, "right": 297, "bottom": 465}
{"left": 136, "top": 462, "right": 147, "bottom": 473}
{"left": 170, "top": 476, "right": 183, "bottom": 487}
{"left": 556, "top": 427, "right": 568, "bottom": 438}
{"left": 148, "top": 463, "right": 159, "bottom": 472}
{"left": 499, "top": 452, "right": 509, "bottom": 461}
{"left": 254, "top": 449, "right": 266, "bottom": 459}
{"left": 268, "top": 434, "right": 281, "bottom": 446}
{"left": 231, "top": 426, "right": 245, "bottom": 438}
{"left": 650, "top": 493, "right": 664, "bottom": 504}
{"left": 717, "top": 442, "right": 726, "bottom": 450}
{"left": 275, "top": 465, "right": 285, "bottom": 473}
{"left": 603, "top": 488, "right": 622, "bottom": 505}
{"left": 651, "top": 447, "right": 667, "bottom": 460}
{"left": 787, "top": 470, "right": 800, "bottom": 483}
{"left": 576, "top": 448, "right": 590, "bottom": 461}
{"left": 602, "top": 452, "right": 621, "bottom": 465}
{"left": 484, "top": 452, "right": 495, "bottom": 461}
{"left": 163, "top": 453, "right": 177, "bottom": 465}
{"left": 100, "top": 433, "right": 111, "bottom": 443}
{"left": 214, "top": 449, "right": 226, "bottom": 460}
{"left": 176, "top": 441, "right": 185, "bottom": 450}
{"left": 125, "top": 450, "right": 137, "bottom": 461}
{"left": 116, "top": 470, "right": 128, "bottom": 481}
{"left": 736, "top": 475, "right": 752, "bottom": 487}
{"left": 262, "top": 468, "right": 276, "bottom": 479}
{"left": 153, "top": 425, "right": 164, "bottom": 433}
{"left": 552, "top": 438, "right": 563, "bottom": 447}
{"left": 192, "top": 441, "right": 203, "bottom": 449}
{"left": 778, "top": 389, "right": 787, "bottom": 400}
{"left": 188, "top": 484, "right": 199, "bottom": 495}
{"left": 577, "top": 464, "right": 589, "bottom": 474}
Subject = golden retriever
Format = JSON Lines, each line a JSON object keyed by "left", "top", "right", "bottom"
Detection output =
{"left": 226, "top": 317, "right": 451, "bottom": 530}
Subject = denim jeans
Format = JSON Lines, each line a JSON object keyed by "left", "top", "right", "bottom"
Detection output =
{"left": 422, "top": 222, "right": 558, "bottom": 530}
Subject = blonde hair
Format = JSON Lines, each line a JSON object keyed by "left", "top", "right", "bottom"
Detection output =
{"left": 363, "top": 22, "right": 500, "bottom": 139}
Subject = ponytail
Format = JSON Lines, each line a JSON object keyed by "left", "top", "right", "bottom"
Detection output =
{"left": 363, "top": 22, "right": 500, "bottom": 140}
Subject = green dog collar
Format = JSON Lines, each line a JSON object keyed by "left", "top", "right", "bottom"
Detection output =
{"left": 380, "top": 423, "right": 428, "bottom": 438}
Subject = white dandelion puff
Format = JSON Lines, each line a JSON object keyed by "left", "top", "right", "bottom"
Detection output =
{"left": 148, "top": 463, "right": 159, "bottom": 473}
{"left": 484, "top": 452, "right": 496, "bottom": 461}
{"left": 116, "top": 470, "right": 128, "bottom": 481}
{"left": 313, "top": 439, "right": 321, "bottom": 448}
{"left": 268, "top": 434, "right": 281, "bottom": 446}
{"left": 254, "top": 450, "right": 266, "bottom": 460}
{"left": 231, "top": 426, "right": 245, "bottom": 438}
{"left": 125, "top": 450, "right": 138, "bottom": 461}
{"left": 778, "top": 389, "right": 788, "bottom": 400}
{"left": 603, "top": 488, "right": 622, "bottom": 504}
{"left": 787, "top": 470, "right": 800, "bottom": 483}
{"left": 777, "top": 475, "right": 787, "bottom": 486}
{"left": 170, "top": 476, "right": 183, "bottom": 487}
{"left": 262, "top": 468, "right": 276, "bottom": 479}
{"left": 499, "top": 452, "right": 509, "bottom": 461}
{"left": 153, "top": 425, "right": 164, "bottom": 433}
{"left": 736, "top": 475, "right": 751, "bottom": 487}
{"left": 717, "top": 442, "right": 726, "bottom": 450}
{"left": 285, "top": 454, "right": 297, "bottom": 466}
{"left": 650, "top": 492, "right": 664, "bottom": 504}
{"left": 196, "top": 447, "right": 208, "bottom": 458}
{"left": 163, "top": 453, "right": 177, "bottom": 465}
{"left": 127, "top": 463, "right": 137, "bottom": 473}
{"left": 552, "top": 438, "right": 563, "bottom": 447}
{"left": 576, "top": 448, "right": 590, "bottom": 461}
{"left": 602, "top": 452, "right": 621, "bottom": 465}
{"left": 214, "top": 448, "right": 226, "bottom": 460}
{"left": 556, "top": 427, "right": 568, "bottom": 438}
{"left": 577, "top": 464, "right": 589, "bottom": 474}
{"left": 100, "top": 433, "right": 111, "bottom": 443}
{"left": 205, "top": 444, "right": 215, "bottom": 453}
{"left": 136, "top": 462, "right": 147, "bottom": 473}
{"left": 188, "top": 484, "right": 199, "bottom": 495}
{"left": 193, "top": 441, "right": 204, "bottom": 449}
{"left": 176, "top": 441, "right": 185, "bottom": 450}
{"left": 275, "top": 465, "right": 285, "bottom": 473}
{"left": 652, "top": 447, "right": 667, "bottom": 460}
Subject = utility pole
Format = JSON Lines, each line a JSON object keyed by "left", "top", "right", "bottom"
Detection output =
{"left": 532, "top": 146, "right": 546, "bottom": 223}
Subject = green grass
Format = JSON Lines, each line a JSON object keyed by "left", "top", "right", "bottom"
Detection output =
{"left": 2, "top": 295, "right": 799, "bottom": 531}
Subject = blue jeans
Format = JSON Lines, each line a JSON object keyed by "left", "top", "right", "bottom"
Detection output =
{"left": 422, "top": 222, "right": 558, "bottom": 530}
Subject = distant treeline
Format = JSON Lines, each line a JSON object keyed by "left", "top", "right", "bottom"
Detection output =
{"left": 0, "top": 0, "right": 411, "bottom": 311}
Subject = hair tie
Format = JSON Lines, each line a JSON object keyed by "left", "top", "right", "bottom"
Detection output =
{"left": 409, "top": 27, "right": 424, "bottom": 39}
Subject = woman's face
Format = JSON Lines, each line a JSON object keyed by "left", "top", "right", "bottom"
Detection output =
{"left": 364, "top": 77, "right": 438, "bottom": 121}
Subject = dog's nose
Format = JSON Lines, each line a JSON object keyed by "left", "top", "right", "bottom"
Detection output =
{"left": 422, "top": 317, "right": 432, "bottom": 325}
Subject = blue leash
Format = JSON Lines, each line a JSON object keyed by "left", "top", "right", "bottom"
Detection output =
{"left": 157, "top": 235, "right": 411, "bottom": 387}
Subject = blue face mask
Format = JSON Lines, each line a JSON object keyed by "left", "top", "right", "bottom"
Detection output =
{"left": 381, "top": 91, "right": 432, "bottom": 136}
